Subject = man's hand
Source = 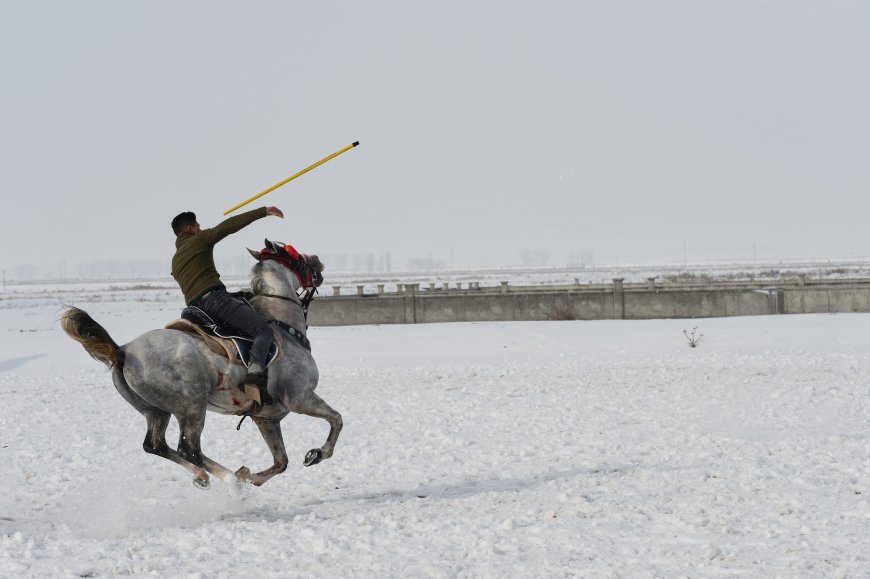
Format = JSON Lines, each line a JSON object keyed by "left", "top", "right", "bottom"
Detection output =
{"left": 266, "top": 206, "right": 284, "bottom": 218}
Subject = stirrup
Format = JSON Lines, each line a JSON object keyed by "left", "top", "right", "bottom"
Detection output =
{"left": 243, "top": 372, "right": 273, "bottom": 406}
{"left": 244, "top": 383, "right": 264, "bottom": 408}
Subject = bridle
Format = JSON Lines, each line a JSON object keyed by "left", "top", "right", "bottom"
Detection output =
{"left": 254, "top": 241, "right": 323, "bottom": 323}
{"left": 256, "top": 289, "right": 317, "bottom": 323}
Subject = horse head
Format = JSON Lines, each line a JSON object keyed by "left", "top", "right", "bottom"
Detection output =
{"left": 248, "top": 239, "right": 324, "bottom": 297}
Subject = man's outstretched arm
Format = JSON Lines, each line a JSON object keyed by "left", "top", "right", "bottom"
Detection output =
{"left": 203, "top": 206, "right": 283, "bottom": 244}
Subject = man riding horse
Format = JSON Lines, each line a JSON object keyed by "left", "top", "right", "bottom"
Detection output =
{"left": 170, "top": 206, "right": 284, "bottom": 413}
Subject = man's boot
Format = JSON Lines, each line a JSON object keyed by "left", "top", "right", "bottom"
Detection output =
{"left": 243, "top": 363, "right": 271, "bottom": 414}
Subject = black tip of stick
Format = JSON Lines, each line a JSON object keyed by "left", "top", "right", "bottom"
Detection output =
{"left": 352, "top": 141, "right": 359, "bottom": 147}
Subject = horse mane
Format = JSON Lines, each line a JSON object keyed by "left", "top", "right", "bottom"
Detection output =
{"left": 250, "top": 261, "right": 266, "bottom": 295}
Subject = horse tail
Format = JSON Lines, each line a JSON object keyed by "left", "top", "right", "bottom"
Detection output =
{"left": 61, "top": 306, "right": 125, "bottom": 369}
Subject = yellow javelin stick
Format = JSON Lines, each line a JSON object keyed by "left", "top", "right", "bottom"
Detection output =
{"left": 223, "top": 141, "right": 360, "bottom": 215}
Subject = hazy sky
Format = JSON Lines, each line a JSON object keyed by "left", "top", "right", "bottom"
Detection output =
{"left": 1, "top": 1, "right": 868, "bottom": 276}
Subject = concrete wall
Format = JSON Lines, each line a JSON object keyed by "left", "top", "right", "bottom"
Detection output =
{"left": 782, "top": 278, "right": 870, "bottom": 314}
{"left": 306, "top": 277, "right": 870, "bottom": 326}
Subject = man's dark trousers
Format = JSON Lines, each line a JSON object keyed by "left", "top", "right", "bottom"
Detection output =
{"left": 194, "top": 288, "right": 272, "bottom": 370}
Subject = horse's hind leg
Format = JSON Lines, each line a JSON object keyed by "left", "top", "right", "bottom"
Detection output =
{"left": 293, "top": 392, "right": 343, "bottom": 467}
{"left": 174, "top": 410, "right": 212, "bottom": 488}
{"left": 142, "top": 409, "right": 235, "bottom": 488}
{"left": 198, "top": 455, "right": 238, "bottom": 485}
{"left": 141, "top": 409, "right": 208, "bottom": 487}
{"left": 142, "top": 409, "right": 172, "bottom": 457}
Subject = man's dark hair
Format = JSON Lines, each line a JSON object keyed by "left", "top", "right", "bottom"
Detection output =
{"left": 171, "top": 212, "right": 197, "bottom": 235}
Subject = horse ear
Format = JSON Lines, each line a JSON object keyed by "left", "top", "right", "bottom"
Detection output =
{"left": 247, "top": 248, "right": 261, "bottom": 261}
{"left": 264, "top": 239, "right": 275, "bottom": 252}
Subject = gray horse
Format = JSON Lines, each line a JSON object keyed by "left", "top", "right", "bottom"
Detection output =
{"left": 61, "top": 240, "right": 342, "bottom": 488}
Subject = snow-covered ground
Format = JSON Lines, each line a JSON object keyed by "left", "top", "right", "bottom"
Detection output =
{"left": 1, "top": 282, "right": 868, "bottom": 577}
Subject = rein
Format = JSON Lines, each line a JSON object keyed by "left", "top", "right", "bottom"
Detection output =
{"left": 257, "top": 287, "right": 317, "bottom": 323}
{"left": 257, "top": 292, "right": 299, "bottom": 305}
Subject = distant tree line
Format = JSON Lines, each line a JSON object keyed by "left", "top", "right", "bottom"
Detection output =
{"left": 519, "top": 248, "right": 551, "bottom": 267}
{"left": 313, "top": 252, "right": 393, "bottom": 274}
{"left": 9, "top": 259, "right": 167, "bottom": 281}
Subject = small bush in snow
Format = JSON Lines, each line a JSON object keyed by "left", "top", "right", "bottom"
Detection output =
{"left": 683, "top": 327, "right": 702, "bottom": 348}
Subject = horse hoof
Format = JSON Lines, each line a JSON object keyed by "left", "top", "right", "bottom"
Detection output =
{"left": 235, "top": 466, "right": 252, "bottom": 483}
{"left": 193, "top": 474, "right": 210, "bottom": 490}
{"left": 304, "top": 449, "right": 323, "bottom": 467}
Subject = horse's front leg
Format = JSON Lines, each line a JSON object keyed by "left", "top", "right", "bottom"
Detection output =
{"left": 293, "top": 391, "right": 343, "bottom": 467}
{"left": 235, "top": 417, "right": 288, "bottom": 486}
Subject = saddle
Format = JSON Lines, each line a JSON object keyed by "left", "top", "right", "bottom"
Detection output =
{"left": 165, "top": 306, "right": 279, "bottom": 369}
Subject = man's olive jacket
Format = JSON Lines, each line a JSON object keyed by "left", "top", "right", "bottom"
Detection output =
{"left": 171, "top": 207, "right": 267, "bottom": 305}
